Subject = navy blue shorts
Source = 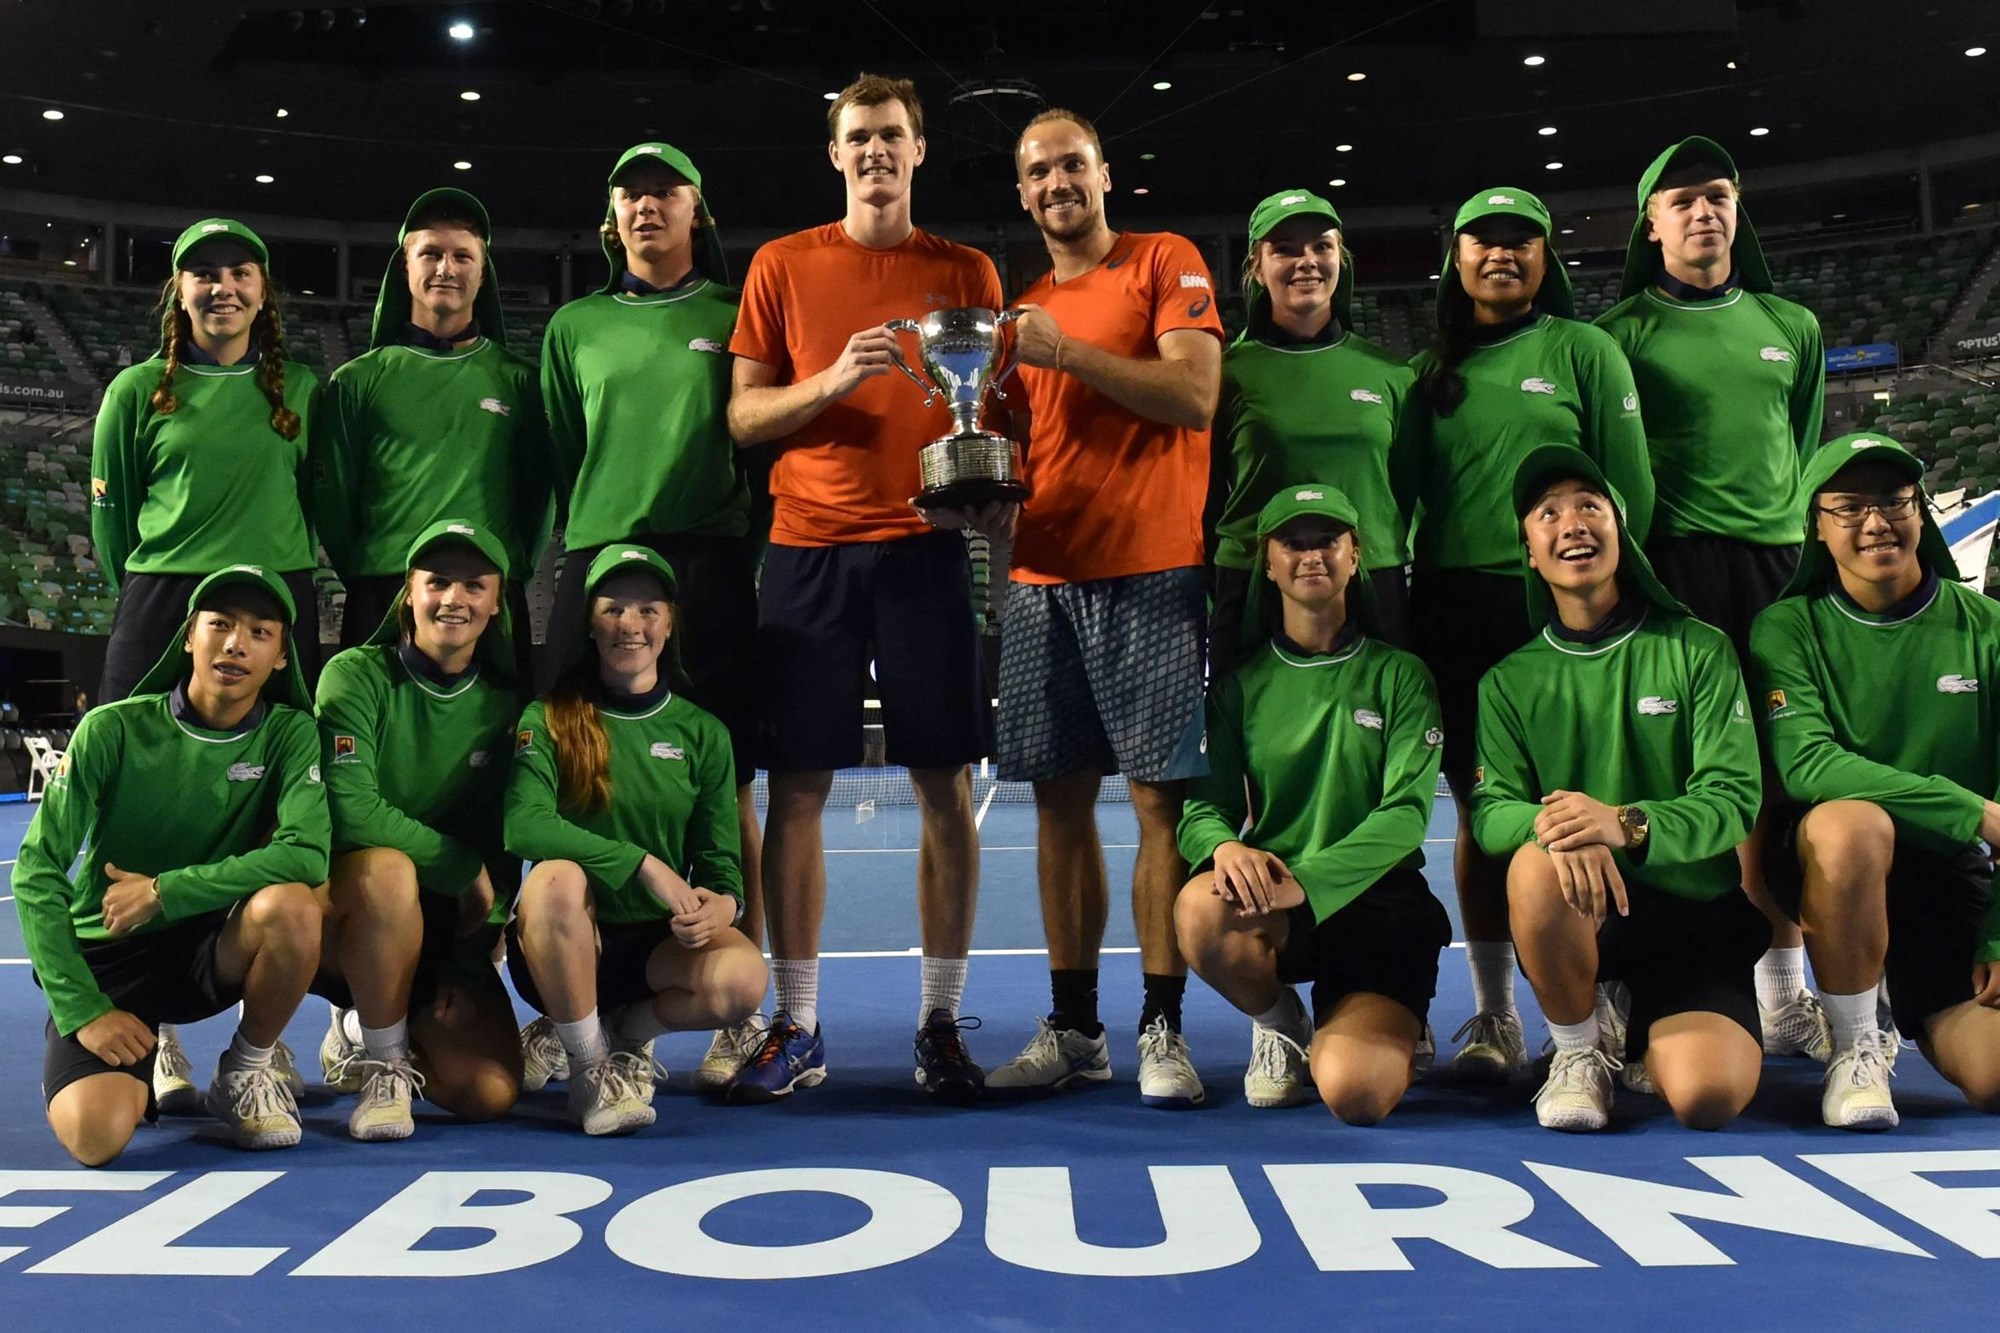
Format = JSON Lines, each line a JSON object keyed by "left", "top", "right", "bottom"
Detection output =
{"left": 1410, "top": 568, "right": 1532, "bottom": 793}
{"left": 506, "top": 916, "right": 680, "bottom": 1016}
{"left": 1595, "top": 879, "right": 1766, "bottom": 1059}
{"left": 1276, "top": 866, "right": 1452, "bottom": 1027}
{"left": 996, "top": 566, "right": 1208, "bottom": 783}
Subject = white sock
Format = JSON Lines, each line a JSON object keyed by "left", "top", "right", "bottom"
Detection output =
{"left": 553, "top": 1011, "right": 609, "bottom": 1071}
{"left": 1756, "top": 947, "right": 1807, "bottom": 1010}
{"left": 608, "top": 999, "right": 669, "bottom": 1046}
{"left": 1548, "top": 1014, "right": 1600, "bottom": 1054}
{"left": 227, "top": 1030, "right": 276, "bottom": 1069}
{"left": 361, "top": 1017, "right": 410, "bottom": 1063}
{"left": 919, "top": 955, "right": 968, "bottom": 1024}
{"left": 1251, "top": 988, "right": 1309, "bottom": 1037}
{"left": 1822, "top": 987, "right": 1877, "bottom": 1052}
{"left": 1466, "top": 942, "right": 1517, "bottom": 1015}
{"left": 773, "top": 957, "right": 820, "bottom": 1033}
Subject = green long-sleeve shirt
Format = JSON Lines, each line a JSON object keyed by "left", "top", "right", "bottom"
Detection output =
{"left": 1472, "top": 607, "right": 1761, "bottom": 901}
{"left": 315, "top": 641, "right": 522, "bottom": 901}
{"left": 505, "top": 690, "right": 742, "bottom": 921}
{"left": 317, "top": 339, "right": 553, "bottom": 580}
{"left": 90, "top": 358, "right": 322, "bottom": 588}
{"left": 539, "top": 283, "right": 749, "bottom": 551}
{"left": 13, "top": 692, "right": 329, "bottom": 1035}
{"left": 1597, "top": 288, "right": 1824, "bottom": 545}
{"left": 1179, "top": 633, "right": 1443, "bottom": 923}
{"left": 1212, "top": 331, "right": 1415, "bottom": 570}
{"left": 1409, "top": 315, "right": 1652, "bottom": 575}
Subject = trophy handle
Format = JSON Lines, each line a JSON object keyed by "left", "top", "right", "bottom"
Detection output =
{"left": 882, "top": 319, "right": 941, "bottom": 405}
{"left": 987, "top": 308, "right": 1027, "bottom": 402}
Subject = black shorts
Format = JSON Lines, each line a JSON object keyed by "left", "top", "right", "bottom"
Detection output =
{"left": 542, "top": 533, "right": 760, "bottom": 786}
{"left": 312, "top": 886, "right": 497, "bottom": 1013}
{"left": 342, "top": 574, "right": 536, "bottom": 686}
{"left": 505, "top": 916, "right": 677, "bottom": 1016}
{"left": 100, "top": 569, "right": 322, "bottom": 704}
{"left": 40, "top": 911, "right": 243, "bottom": 1107}
{"left": 756, "top": 530, "right": 989, "bottom": 772}
{"left": 1595, "top": 879, "right": 1766, "bottom": 1059}
{"left": 1647, "top": 536, "right": 1799, "bottom": 662}
{"left": 1209, "top": 563, "right": 1411, "bottom": 680}
{"left": 1410, "top": 568, "right": 1533, "bottom": 791}
{"left": 1763, "top": 802, "right": 1994, "bottom": 1032}
{"left": 1275, "top": 866, "right": 1453, "bottom": 1028}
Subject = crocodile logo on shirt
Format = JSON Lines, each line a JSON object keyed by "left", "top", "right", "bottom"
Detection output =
{"left": 1350, "top": 389, "right": 1385, "bottom": 405}
{"left": 1521, "top": 378, "right": 1558, "bottom": 395}
{"left": 1280, "top": 194, "right": 1310, "bottom": 206}
{"left": 1759, "top": 346, "right": 1793, "bottom": 363}
{"left": 688, "top": 337, "right": 727, "bottom": 355}
{"left": 1294, "top": 488, "right": 1325, "bottom": 501}
{"left": 1937, "top": 674, "right": 1980, "bottom": 694}
{"left": 651, "top": 741, "right": 686, "bottom": 761}
{"left": 1637, "top": 696, "right": 1678, "bottom": 716}
{"left": 1353, "top": 708, "right": 1384, "bottom": 731}
{"left": 478, "top": 397, "right": 511, "bottom": 417}
{"left": 226, "top": 763, "right": 266, "bottom": 782}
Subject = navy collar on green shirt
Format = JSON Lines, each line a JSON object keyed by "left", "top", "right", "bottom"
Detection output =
{"left": 397, "top": 637, "right": 472, "bottom": 690}
{"left": 620, "top": 268, "right": 702, "bottom": 296}
{"left": 1546, "top": 591, "right": 1643, "bottom": 645}
{"left": 170, "top": 681, "right": 266, "bottom": 734}
{"left": 1467, "top": 310, "right": 1540, "bottom": 345}
{"left": 1259, "top": 316, "right": 1344, "bottom": 349}
{"left": 401, "top": 319, "right": 481, "bottom": 351}
{"left": 1830, "top": 566, "right": 1940, "bottom": 623}
{"left": 1654, "top": 269, "right": 1741, "bottom": 302}
{"left": 591, "top": 673, "right": 672, "bottom": 712}
{"left": 1272, "top": 621, "right": 1363, "bottom": 659}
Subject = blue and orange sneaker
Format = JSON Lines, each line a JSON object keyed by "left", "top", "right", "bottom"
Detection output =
{"left": 725, "top": 1011, "right": 827, "bottom": 1104}
{"left": 914, "top": 1010, "right": 985, "bottom": 1104}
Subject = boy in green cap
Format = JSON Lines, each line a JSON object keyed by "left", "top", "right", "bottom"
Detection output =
{"left": 1179, "top": 484, "right": 1449, "bottom": 1120}
{"left": 16, "top": 565, "right": 329, "bottom": 1162}
{"left": 1597, "top": 138, "right": 1828, "bottom": 1059}
{"left": 1208, "top": 191, "right": 1415, "bottom": 672}
{"left": 1408, "top": 187, "right": 1654, "bottom": 1081}
{"left": 311, "top": 520, "right": 526, "bottom": 1141}
{"left": 317, "top": 188, "right": 551, "bottom": 675}
{"left": 1749, "top": 434, "right": 2000, "bottom": 1130}
{"left": 1474, "top": 447, "right": 1765, "bottom": 1133}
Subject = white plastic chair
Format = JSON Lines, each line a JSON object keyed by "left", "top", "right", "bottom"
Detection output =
{"left": 24, "top": 732, "right": 63, "bottom": 801}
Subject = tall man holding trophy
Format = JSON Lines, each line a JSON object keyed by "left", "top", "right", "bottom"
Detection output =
{"left": 726, "top": 73, "right": 1003, "bottom": 1105}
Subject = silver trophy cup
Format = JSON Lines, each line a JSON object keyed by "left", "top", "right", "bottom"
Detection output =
{"left": 885, "top": 306, "right": 1032, "bottom": 510}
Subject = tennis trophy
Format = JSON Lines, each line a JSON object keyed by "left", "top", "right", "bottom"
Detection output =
{"left": 885, "top": 306, "right": 1032, "bottom": 510}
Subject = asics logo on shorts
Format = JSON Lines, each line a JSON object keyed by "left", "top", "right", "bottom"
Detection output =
{"left": 226, "top": 763, "right": 267, "bottom": 782}
{"left": 1759, "top": 346, "right": 1793, "bottom": 363}
{"left": 1520, "top": 378, "right": 1558, "bottom": 395}
{"left": 1350, "top": 389, "right": 1384, "bottom": 405}
{"left": 1637, "top": 696, "right": 1678, "bottom": 716}
{"left": 1353, "top": 708, "right": 1384, "bottom": 731}
{"left": 1937, "top": 674, "right": 1979, "bottom": 694}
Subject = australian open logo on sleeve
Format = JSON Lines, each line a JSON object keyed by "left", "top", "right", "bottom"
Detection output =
{"left": 91, "top": 476, "right": 108, "bottom": 507}
{"left": 332, "top": 734, "right": 359, "bottom": 765}
{"left": 1353, "top": 708, "right": 1385, "bottom": 731}
{"left": 1766, "top": 689, "right": 1793, "bottom": 719}
{"left": 1472, "top": 764, "right": 1486, "bottom": 790}
{"left": 1637, "top": 695, "right": 1678, "bottom": 716}
{"left": 1937, "top": 674, "right": 1980, "bottom": 695}
{"left": 650, "top": 741, "right": 686, "bottom": 761}
{"left": 515, "top": 729, "right": 534, "bottom": 755}
{"left": 226, "top": 762, "right": 267, "bottom": 783}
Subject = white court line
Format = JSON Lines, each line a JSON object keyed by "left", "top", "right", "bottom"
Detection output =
{"left": 974, "top": 782, "right": 999, "bottom": 830}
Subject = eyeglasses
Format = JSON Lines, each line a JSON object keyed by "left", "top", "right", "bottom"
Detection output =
{"left": 1813, "top": 494, "right": 1920, "bottom": 527}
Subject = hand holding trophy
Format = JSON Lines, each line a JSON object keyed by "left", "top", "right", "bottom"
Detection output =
{"left": 886, "top": 306, "right": 1032, "bottom": 534}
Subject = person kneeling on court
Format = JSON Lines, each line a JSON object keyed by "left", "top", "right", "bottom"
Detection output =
{"left": 1176, "top": 486, "right": 1450, "bottom": 1122}
{"left": 1749, "top": 434, "right": 2000, "bottom": 1131}
{"left": 311, "top": 520, "right": 527, "bottom": 1141}
{"left": 505, "top": 545, "right": 767, "bottom": 1134}
{"left": 1473, "top": 447, "right": 1766, "bottom": 1132}
{"left": 16, "top": 565, "right": 328, "bottom": 1163}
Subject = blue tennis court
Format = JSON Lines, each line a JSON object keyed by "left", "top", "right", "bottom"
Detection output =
{"left": 0, "top": 792, "right": 1994, "bottom": 1328}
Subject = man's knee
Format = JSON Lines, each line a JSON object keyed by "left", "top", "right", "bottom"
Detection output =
{"left": 333, "top": 848, "right": 420, "bottom": 915}
{"left": 48, "top": 1077, "right": 145, "bottom": 1167}
{"left": 427, "top": 1064, "right": 520, "bottom": 1123}
{"left": 1798, "top": 801, "right": 1895, "bottom": 880}
{"left": 1506, "top": 842, "right": 1559, "bottom": 908}
{"left": 1174, "top": 878, "right": 1231, "bottom": 959}
{"left": 909, "top": 766, "right": 972, "bottom": 818}
{"left": 1314, "top": 1064, "right": 1401, "bottom": 1126}
{"left": 517, "top": 861, "right": 591, "bottom": 927}
{"left": 716, "top": 942, "right": 770, "bottom": 1021}
{"left": 1660, "top": 1073, "right": 1755, "bottom": 1130}
{"left": 246, "top": 881, "right": 322, "bottom": 949}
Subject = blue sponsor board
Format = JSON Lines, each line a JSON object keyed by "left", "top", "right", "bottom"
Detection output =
{"left": 1825, "top": 342, "right": 1898, "bottom": 373}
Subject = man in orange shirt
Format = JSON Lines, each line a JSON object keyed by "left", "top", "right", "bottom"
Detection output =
{"left": 986, "top": 109, "right": 1225, "bottom": 1107}
{"left": 726, "top": 72, "right": 1003, "bottom": 1105}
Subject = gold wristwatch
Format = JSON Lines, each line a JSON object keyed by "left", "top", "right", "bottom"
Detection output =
{"left": 1617, "top": 804, "right": 1650, "bottom": 851}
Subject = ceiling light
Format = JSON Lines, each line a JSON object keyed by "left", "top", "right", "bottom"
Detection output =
{"left": 275, "top": 108, "right": 289, "bottom": 118}
{"left": 1726, "top": 60, "right": 1737, "bottom": 69}
{"left": 41, "top": 109, "right": 63, "bottom": 121}
{"left": 1566, "top": 259, "right": 1580, "bottom": 266}
{"left": 1749, "top": 126, "right": 1769, "bottom": 136}
{"left": 1559, "top": 227, "right": 1574, "bottom": 235}
{"left": 1346, "top": 71, "right": 1366, "bottom": 82}
{"left": 1335, "top": 143, "right": 1352, "bottom": 153}
{"left": 448, "top": 20, "right": 475, "bottom": 40}
{"left": 63, "top": 259, "right": 77, "bottom": 267}
{"left": 255, "top": 174, "right": 275, "bottom": 183}
{"left": 1538, "top": 126, "right": 1557, "bottom": 136}
{"left": 460, "top": 90, "right": 481, "bottom": 101}
{"left": 823, "top": 91, "right": 837, "bottom": 101}
{"left": 453, "top": 160, "right": 472, "bottom": 170}
{"left": 1139, "top": 152, "right": 1157, "bottom": 161}
{"left": 1, "top": 156, "right": 19, "bottom": 166}
{"left": 1151, "top": 80, "right": 1172, "bottom": 91}
{"left": 1427, "top": 273, "right": 1439, "bottom": 280}
{"left": 1544, "top": 161, "right": 1563, "bottom": 170}
{"left": 1328, "top": 178, "right": 1346, "bottom": 187}
{"left": 1968, "top": 47, "right": 1988, "bottom": 57}
{"left": 1133, "top": 186, "right": 1150, "bottom": 195}
{"left": 1522, "top": 55, "right": 1545, "bottom": 67}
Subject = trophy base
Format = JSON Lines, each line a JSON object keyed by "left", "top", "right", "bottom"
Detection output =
{"left": 915, "top": 434, "right": 1031, "bottom": 513}
{"left": 915, "top": 477, "right": 1032, "bottom": 512}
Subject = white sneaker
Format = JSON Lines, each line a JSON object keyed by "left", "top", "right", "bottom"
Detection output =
{"left": 691, "top": 1016, "right": 766, "bottom": 1093}
{"left": 348, "top": 1058, "right": 423, "bottom": 1142}
{"left": 320, "top": 1010, "right": 365, "bottom": 1094}
{"left": 1596, "top": 982, "right": 1630, "bottom": 1062}
{"left": 1620, "top": 1054, "right": 1657, "bottom": 1095}
{"left": 1411, "top": 1023, "right": 1435, "bottom": 1081}
{"left": 1243, "top": 1023, "right": 1311, "bottom": 1108}
{"left": 1761, "top": 988, "right": 1833, "bottom": 1062}
{"left": 206, "top": 1054, "right": 303, "bottom": 1150}
{"left": 1534, "top": 1045, "right": 1618, "bottom": 1132}
{"left": 520, "top": 1017, "right": 569, "bottom": 1092}
{"left": 153, "top": 1025, "right": 201, "bottom": 1115}
{"left": 986, "top": 1017, "right": 1111, "bottom": 1092}
{"left": 566, "top": 1059, "right": 655, "bottom": 1136}
{"left": 1137, "top": 1015, "right": 1205, "bottom": 1109}
{"left": 1876, "top": 983, "right": 1907, "bottom": 1073}
{"left": 1822, "top": 1035, "right": 1899, "bottom": 1131}
{"left": 272, "top": 1040, "right": 305, "bottom": 1099}
{"left": 608, "top": 1043, "right": 663, "bottom": 1105}
{"left": 1450, "top": 1009, "right": 1527, "bottom": 1081}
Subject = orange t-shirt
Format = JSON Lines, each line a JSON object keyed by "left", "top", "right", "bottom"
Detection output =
{"left": 731, "top": 222, "right": 1005, "bottom": 547}
{"left": 1010, "top": 231, "right": 1223, "bottom": 585}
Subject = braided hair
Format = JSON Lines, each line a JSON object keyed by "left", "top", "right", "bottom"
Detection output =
{"left": 148, "top": 264, "right": 301, "bottom": 440}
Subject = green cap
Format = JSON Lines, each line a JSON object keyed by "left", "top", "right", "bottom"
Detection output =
{"left": 1435, "top": 186, "right": 1573, "bottom": 323}
{"left": 1238, "top": 483, "right": 1383, "bottom": 653}
{"left": 406, "top": 518, "right": 512, "bottom": 582}
{"left": 584, "top": 544, "right": 679, "bottom": 600}
{"left": 1781, "top": 433, "right": 1957, "bottom": 599}
{"left": 600, "top": 142, "right": 728, "bottom": 291}
{"left": 1617, "top": 135, "right": 1772, "bottom": 300}
{"left": 170, "top": 218, "right": 271, "bottom": 271}
{"left": 352, "top": 519, "right": 520, "bottom": 683}
{"left": 1240, "top": 188, "right": 1354, "bottom": 335}
{"left": 130, "top": 563, "right": 312, "bottom": 709}
{"left": 367, "top": 186, "right": 509, "bottom": 350}
{"left": 1511, "top": 445, "right": 1684, "bottom": 626}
